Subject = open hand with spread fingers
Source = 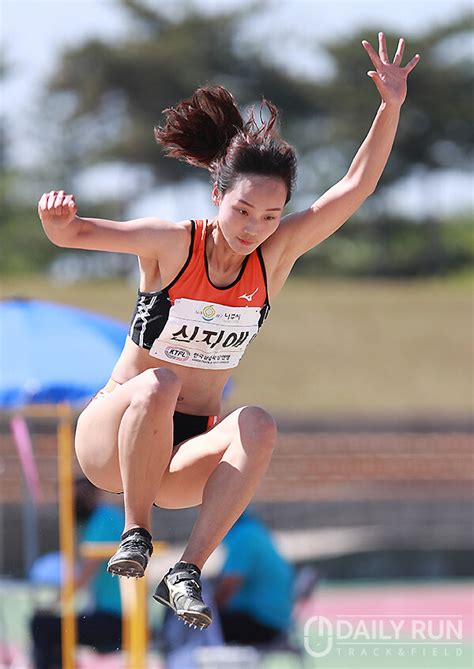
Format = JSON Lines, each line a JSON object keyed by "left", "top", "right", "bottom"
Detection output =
{"left": 362, "top": 32, "right": 420, "bottom": 107}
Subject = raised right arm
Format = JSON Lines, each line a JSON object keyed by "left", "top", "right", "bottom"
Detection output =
{"left": 38, "top": 190, "right": 176, "bottom": 258}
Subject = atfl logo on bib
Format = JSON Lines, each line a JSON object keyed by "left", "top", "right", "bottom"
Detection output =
{"left": 149, "top": 298, "right": 260, "bottom": 369}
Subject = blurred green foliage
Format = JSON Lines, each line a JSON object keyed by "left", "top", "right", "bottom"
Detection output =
{"left": 2, "top": 205, "right": 471, "bottom": 278}
{"left": 41, "top": 2, "right": 473, "bottom": 188}
{"left": 296, "top": 213, "right": 474, "bottom": 278}
{"left": 0, "top": 0, "right": 472, "bottom": 276}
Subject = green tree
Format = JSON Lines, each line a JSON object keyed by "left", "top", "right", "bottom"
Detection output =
{"left": 2, "top": 1, "right": 472, "bottom": 276}
{"left": 312, "top": 13, "right": 473, "bottom": 190}
{"left": 44, "top": 2, "right": 473, "bottom": 199}
{"left": 45, "top": 0, "right": 317, "bottom": 187}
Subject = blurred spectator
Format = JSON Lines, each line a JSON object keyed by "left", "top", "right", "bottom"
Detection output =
{"left": 160, "top": 578, "right": 224, "bottom": 669}
{"left": 30, "top": 478, "right": 124, "bottom": 669}
{"left": 214, "top": 510, "right": 294, "bottom": 645}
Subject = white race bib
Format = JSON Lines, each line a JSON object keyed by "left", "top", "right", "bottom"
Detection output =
{"left": 149, "top": 298, "right": 261, "bottom": 369}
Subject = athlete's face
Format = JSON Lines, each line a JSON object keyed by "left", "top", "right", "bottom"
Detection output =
{"left": 213, "top": 174, "right": 287, "bottom": 253}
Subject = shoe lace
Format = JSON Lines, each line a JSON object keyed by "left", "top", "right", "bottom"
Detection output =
{"left": 122, "top": 536, "right": 152, "bottom": 554}
{"left": 172, "top": 569, "right": 201, "bottom": 598}
{"left": 183, "top": 577, "right": 201, "bottom": 598}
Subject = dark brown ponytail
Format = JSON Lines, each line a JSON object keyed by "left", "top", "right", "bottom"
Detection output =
{"left": 154, "top": 85, "right": 244, "bottom": 169}
{"left": 155, "top": 85, "right": 297, "bottom": 203}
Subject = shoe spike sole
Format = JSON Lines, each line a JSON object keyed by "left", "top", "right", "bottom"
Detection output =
{"left": 179, "top": 613, "right": 211, "bottom": 630}
{"left": 107, "top": 563, "right": 145, "bottom": 579}
{"left": 153, "top": 593, "right": 211, "bottom": 630}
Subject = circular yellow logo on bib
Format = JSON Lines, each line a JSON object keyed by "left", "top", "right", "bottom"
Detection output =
{"left": 202, "top": 305, "right": 216, "bottom": 321}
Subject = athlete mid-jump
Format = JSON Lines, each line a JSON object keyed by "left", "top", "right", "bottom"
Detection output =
{"left": 38, "top": 34, "right": 419, "bottom": 629}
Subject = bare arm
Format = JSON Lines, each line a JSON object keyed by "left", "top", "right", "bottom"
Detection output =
{"left": 48, "top": 557, "right": 103, "bottom": 609}
{"left": 38, "top": 190, "right": 179, "bottom": 258}
{"left": 74, "top": 557, "right": 103, "bottom": 591}
{"left": 213, "top": 574, "right": 243, "bottom": 608}
{"left": 272, "top": 32, "right": 420, "bottom": 264}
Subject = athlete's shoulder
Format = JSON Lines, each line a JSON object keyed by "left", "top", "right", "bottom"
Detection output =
{"left": 137, "top": 216, "right": 190, "bottom": 233}
{"left": 174, "top": 218, "right": 202, "bottom": 235}
{"left": 149, "top": 218, "right": 194, "bottom": 245}
{"left": 134, "top": 218, "right": 192, "bottom": 264}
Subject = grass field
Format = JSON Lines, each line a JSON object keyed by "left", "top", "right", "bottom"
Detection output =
{"left": 1, "top": 274, "right": 472, "bottom": 416}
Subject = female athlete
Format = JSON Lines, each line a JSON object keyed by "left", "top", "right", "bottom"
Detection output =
{"left": 38, "top": 34, "right": 419, "bottom": 629}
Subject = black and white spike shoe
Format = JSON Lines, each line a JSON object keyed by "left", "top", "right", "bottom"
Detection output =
{"left": 107, "top": 527, "right": 153, "bottom": 578}
{"left": 153, "top": 561, "right": 212, "bottom": 630}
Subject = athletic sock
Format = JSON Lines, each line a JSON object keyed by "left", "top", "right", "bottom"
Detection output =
{"left": 172, "top": 560, "right": 201, "bottom": 576}
{"left": 120, "top": 527, "right": 153, "bottom": 543}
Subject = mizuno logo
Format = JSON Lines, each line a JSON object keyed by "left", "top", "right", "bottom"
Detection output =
{"left": 238, "top": 287, "right": 259, "bottom": 302}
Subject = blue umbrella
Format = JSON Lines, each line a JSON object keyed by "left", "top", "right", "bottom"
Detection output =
{"left": 0, "top": 297, "right": 128, "bottom": 408}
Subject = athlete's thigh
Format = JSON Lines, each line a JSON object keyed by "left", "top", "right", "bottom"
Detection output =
{"left": 155, "top": 408, "right": 245, "bottom": 509}
{"left": 75, "top": 373, "right": 163, "bottom": 491}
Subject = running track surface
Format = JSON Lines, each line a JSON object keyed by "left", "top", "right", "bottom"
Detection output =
{"left": 296, "top": 581, "right": 474, "bottom": 637}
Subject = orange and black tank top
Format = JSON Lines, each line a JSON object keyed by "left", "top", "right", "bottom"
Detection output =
{"left": 129, "top": 219, "right": 270, "bottom": 370}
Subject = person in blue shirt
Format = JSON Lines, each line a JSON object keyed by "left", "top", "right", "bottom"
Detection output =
{"left": 214, "top": 509, "right": 294, "bottom": 645}
{"left": 30, "top": 478, "right": 124, "bottom": 669}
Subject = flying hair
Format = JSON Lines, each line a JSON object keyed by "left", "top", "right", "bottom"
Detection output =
{"left": 154, "top": 86, "right": 244, "bottom": 169}
{"left": 154, "top": 84, "right": 297, "bottom": 203}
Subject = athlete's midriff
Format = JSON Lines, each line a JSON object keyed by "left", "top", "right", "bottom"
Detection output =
{"left": 110, "top": 335, "right": 231, "bottom": 416}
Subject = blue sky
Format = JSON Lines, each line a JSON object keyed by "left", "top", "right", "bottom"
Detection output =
{"left": 1, "top": 0, "right": 473, "bottom": 220}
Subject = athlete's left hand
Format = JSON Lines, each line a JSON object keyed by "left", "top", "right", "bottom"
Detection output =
{"left": 362, "top": 32, "right": 420, "bottom": 107}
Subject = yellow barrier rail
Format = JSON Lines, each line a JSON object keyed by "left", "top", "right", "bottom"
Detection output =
{"left": 14, "top": 402, "right": 169, "bottom": 669}
{"left": 57, "top": 403, "right": 76, "bottom": 669}
{"left": 81, "top": 541, "right": 168, "bottom": 669}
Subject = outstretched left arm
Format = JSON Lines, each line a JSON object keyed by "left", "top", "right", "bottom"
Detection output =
{"left": 275, "top": 32, "right": 420, "bottom": 263}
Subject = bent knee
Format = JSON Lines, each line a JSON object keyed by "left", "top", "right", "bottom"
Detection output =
{"left": 147, "top": 367, "right": 181, "bottom": 393}
{"left": 132, "top": 367, "right": 181, "bottom": 407}
{"left": 238, "top": 406, "right": 277, "bottom": 449}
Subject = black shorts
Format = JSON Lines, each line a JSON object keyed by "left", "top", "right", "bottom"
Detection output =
{"left": 172, "top": 410, "right": 219, "bottom": 447}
